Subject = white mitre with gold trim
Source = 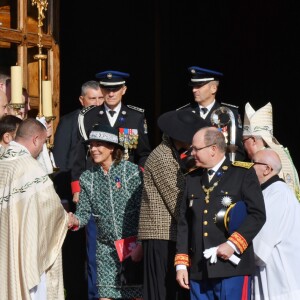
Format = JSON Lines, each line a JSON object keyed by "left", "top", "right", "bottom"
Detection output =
{"left": 243, "top": 102, "right": 273, "bottom": 138}
{"left": 243, "top": 102, "right": 300, "bottom": 200}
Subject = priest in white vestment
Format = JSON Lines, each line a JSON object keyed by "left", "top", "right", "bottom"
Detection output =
{"left": 252, "top": 149, "right": 300, "bottom": 300}
{"left": 0, "top": 118, "right": 70, "bottom": 300}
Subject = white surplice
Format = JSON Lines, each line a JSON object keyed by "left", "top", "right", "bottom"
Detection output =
{"left": 252, "top": 180, "right": 300, "bottom": 299}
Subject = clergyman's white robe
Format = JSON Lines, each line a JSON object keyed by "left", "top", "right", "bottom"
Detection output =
{"left": 252, "top": 180, "right": 300, "bottom": 300}
{"left": 0, "top": 142, "right": 68, "bottom": 300}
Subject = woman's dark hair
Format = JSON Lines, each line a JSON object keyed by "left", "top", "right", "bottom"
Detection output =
{"left": 113, "top": 147, "right": 124, "bottom": 165}
{"left": 0, "top": 115, "right": 22, "bottom": 139}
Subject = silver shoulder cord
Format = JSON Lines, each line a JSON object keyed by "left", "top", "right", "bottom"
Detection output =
{"left": 78, "top": 114, "right": 88, "bottom": 141}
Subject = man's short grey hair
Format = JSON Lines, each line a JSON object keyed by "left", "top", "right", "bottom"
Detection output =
{"left": 81, "top": 80, "right": 100, "bottom": 96}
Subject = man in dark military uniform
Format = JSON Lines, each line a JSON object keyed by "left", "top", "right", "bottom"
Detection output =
{"left": 71, "top": 70, "right": 152, "bottom": 300}
{"left": 178, "top": 66, "right": 245, "bottom": 162}
{"left": 175, "top": 127, "right": 266, "bottom": 300}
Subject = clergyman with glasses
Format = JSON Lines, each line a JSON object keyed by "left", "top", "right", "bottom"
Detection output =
{"left": 242, "top": 102, "right": 300, "bottom": 200}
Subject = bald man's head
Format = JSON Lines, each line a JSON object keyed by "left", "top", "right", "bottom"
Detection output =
{"left": 253, "top": 149, "right": 282, "bottom": 184}
{"left": 0, "top": 90, "right": 8, "bottom": 118}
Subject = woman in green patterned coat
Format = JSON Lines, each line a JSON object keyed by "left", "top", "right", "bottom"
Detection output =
{"left": 69, "top": 124, "right": 143, "bottom": 300}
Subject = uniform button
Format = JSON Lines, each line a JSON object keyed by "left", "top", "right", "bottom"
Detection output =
{"left": 204, "top": 210, "right": 208, "bottom": 214}
{"left": 203, "top": 221, "right": 208, "bottom": 225}
{"left": 204, "top": 232, "right": 208, "bottom": 237}
{"left": 205, "top": 200, "right": 209, "bottom": 204}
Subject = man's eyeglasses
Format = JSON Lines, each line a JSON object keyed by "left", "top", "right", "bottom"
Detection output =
{"left": 242, "top": 136, "right": 253, "bottom": 144}
{"left": 253, "top": 161, "right": 273, "bottom": 171}
{"left": 191, "top": 144, "right": 216, "bottom": 152}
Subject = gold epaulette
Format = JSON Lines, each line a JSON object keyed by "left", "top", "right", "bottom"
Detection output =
{"left": 232, "top": 161, "right": 254, "bottom": 169}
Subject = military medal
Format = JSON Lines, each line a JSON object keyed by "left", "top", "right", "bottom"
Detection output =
{"left": 221, "top": 195, "right": 232, "bottom": 207}
{"left": 115, "top": 177, "right": 121, "bottom": 189}
{"left": 132, "top": 129, "right": 138, "bottom": 149}
{"left": 119, "top": 128, "right": 125, "bottom": 145}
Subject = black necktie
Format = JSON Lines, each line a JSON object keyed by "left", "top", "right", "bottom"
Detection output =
{"left": 200, "top": 107, "right": 208, "bottom": 114}
{"left": 208, "top": 169, "right": 215, "bottom": 176}
{"left": 108, "top": 110, "right": 116, "bottom": 117}
{"left": 207, "top": 169, "right": 215, "bottom": 182}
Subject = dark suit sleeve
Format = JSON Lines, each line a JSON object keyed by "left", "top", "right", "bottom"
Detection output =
{"left": 176, "top": 179, "right": 190, "bottom": 256}
{"left": 52, "top": 112, "right": 78, "bottom": 203}
{"left": 70, "top": 108, "right": 96, "bottom": 193}
{"left": 53, "top": 115, "right": 72, "bottom": 170}
{"left": 174, "top": 178, "right": 193, "bottom": 267}
{"left": 239, "top": 168, "right": 266, "bottom": 241}
{"left": 228, "top": 167, "right": 266, "bottom": 252}
{"left": 135, "top": 113, "right": 152, "bottom": 167}
{"left": 71, "top": 136, "right": 88, "bottom": 193}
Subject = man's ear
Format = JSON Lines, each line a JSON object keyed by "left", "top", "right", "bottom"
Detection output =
{"left": 210, "top": 82, "right": 218, "bottom": 94}
{"left": 33, "top": 135, "right": 39, "bottom": 146}
{"left": 2, "top": 132, "right": 11, "bottom": 144}
{"left": 79, "top": 96, "right": 84, "bottom": 106}
{"left": 121, "top": 85, "right": 127, "bottom": 95}
{"left": 263, "top": 165, "right": 272, "bottom": 176}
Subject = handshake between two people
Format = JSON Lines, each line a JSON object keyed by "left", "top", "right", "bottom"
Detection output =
{"left": 67, "top": 212, "right": 79, "bottom": 230}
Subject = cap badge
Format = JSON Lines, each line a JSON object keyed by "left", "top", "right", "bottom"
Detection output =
{"left": 191, "top": 69, "right": 196, "bottom": 74}
{"left": 107, "top": 73, "right": 112, "bottom": 79}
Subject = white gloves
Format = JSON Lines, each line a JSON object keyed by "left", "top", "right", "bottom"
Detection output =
{"left": 203, "top": 247, "right": 218, "bottom": 264}
{"left": 203, "top": 247, "right": 241, "bottom": 265}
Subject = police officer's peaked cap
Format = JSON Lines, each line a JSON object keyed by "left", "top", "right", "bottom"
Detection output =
{"left": 96, "top": 70, "right": 130, "bottom": 89}
{"left": 188, "top": 66, "right": 223, "bottom": 87}
{"left": 157, "top": 110, "right": 209, "bottom": 144}
{"left": 85, "top": 123, "right": 124, "bottom": 149}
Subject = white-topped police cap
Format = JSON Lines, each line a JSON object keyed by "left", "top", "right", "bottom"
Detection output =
{"left": 96, "top": 70, "right": 130, "bottom": 89}
{"left": 85, "top": 123, "right": 124, "bottom": 149}
{"left": 188, "top": 66, "right": 223, "bottom": 86}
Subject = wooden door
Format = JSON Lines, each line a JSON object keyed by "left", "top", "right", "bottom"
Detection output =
{"left": 0, "top": 0, "right": 60, "bottom": 132}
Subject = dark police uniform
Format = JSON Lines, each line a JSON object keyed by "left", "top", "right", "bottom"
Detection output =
{"left": 175, "top": 158, "right": 266, "bottom": 281}
{"left": 178, "top": 101, "right": 245, "bottom": 161}
{"left": 71, "top": 102, "right": 151, "bottom": 185}
{"left": 178, "top": 66, "right": 246, "bottom": 162}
